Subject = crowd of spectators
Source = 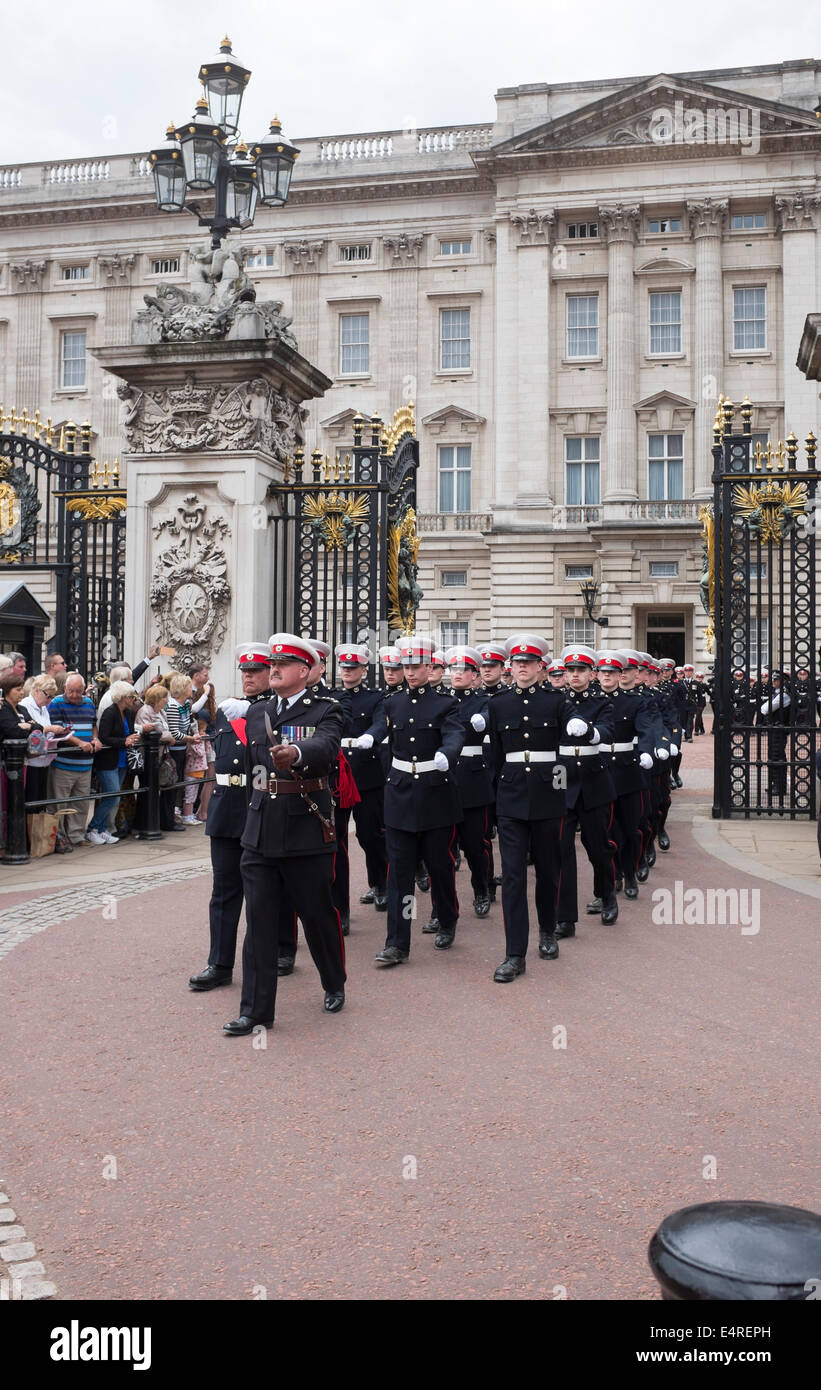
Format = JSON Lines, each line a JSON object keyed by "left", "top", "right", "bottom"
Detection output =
{"left": 0, "top": 647, "right": 217, "bottom": 857}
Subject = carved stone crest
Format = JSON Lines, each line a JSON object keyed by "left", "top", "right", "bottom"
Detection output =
{"left": 0, "top": 457, "right": 41, "bottom": 562}
{"left": 150, "top": 493, "right": 231, "bottom": 667}
{"left": 117, "top": 374, "right": 305, "bottom": 459}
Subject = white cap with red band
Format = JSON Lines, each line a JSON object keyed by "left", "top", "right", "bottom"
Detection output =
{"left": 445, "top": 645, "right": 482, "bottom": 669}
{"left": 379, "top": 645, "right": 403, "bottom": 667}
{"left": 235, "top": 642, "right": 273, "bottom": 667}
{"left": 561, "top": 644, "right": 597, "bottom": 668}
{"left": 479, "top": 642, "right": 507, "bottom": 665}
{"left": 267, "top": 633, "right": 319, "bottom": 665}
{"left": 335, "top": 643, "right": 370, "bottom": 666}
{"left": 547, "top": 657, "right": 566, "bottom": 674}
{"left": 397, "top": 634, "right": 436, "bottom": 666}
{"left": 308, "top": 639, "right": 331, "bottom": 661}
{"left": 505, "top": 632, "right": 549, "bottom": 660}
{"left": 597, "top": 651, "right": 624, "bottom": 670}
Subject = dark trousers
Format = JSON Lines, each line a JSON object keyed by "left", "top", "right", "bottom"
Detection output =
{"left": 563, "top": 802, "right": 617, "bottom": 902}
{"left": 331, "top": 805, "right": 350, "bottom": 917}
{"left": 385, "top": 824, "right": 459, "bottom": 952}
{"left": 694, "top": 707, "right": 705, "bottom": 734}
{"left": 557, "top": 814, "right": 579, "bottom": 922}
{"left": 683, "top": 709, "right": 695, "bottom": 740}
{"left": 208, "top": 835, "right": 244, "bottom": 969}
{"left": 456, "top": 802, "right": 493, "bottom": 898}
{"left": 351, "top": 785, "right": 388, "bottom": 890}
{"left": 239, "top": 848, "right": 346, "bottom": 1022}
{"left": 613, "top": 790, "right": 644, "bottom": 879}
{"left": 767, "top": 728, "right": 789, "bottom": 797}
{"left": 498, "top": 814, "right": 562, "bottom": 957}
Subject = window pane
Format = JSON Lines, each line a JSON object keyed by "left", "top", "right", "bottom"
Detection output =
{"left": 667, "top": 434, "right": 683, "bottom": 457}
{"left": 648, "top": 434, "right": 665, "bottom": 458}
{"left": 565, "top": 436, "right": 582, "bottom": 462}
{"left": 733, "top": 287, "right": 766, "bottom": 350}
{"left": 667, "top": 459, "right": 683, "bottom": 498}
{"left": 649, "top": 292, "right": 681, "bottom": 353}
{"left": 340, "top": 314, "right": 369, "bottom": 373}
{"left": 584, "top": 436, "right": 600, "bottom": 462}
{"left": 567, "top": 295, "right": 598, "bottom": 357}
{"left": 441, "top": 309, "right": 470, "bottom": 369}
{"left": 563, "top": 617, "right": 595, "bottom": 646}
{"left": 584, "top": 463, "right": 600, "bottom": 506}
{"left": 439, "top": 446, "right": 454, "bottom": 470}
{"left": 456, "top": 469, "right": 471, "bottom": 513}
{"left": 439, "top": 470, "right": 454, "bottom": 512}
{"left": 649, "top": 459, "right": 665, "bottom": 500}
{"left": 456, "top": 445, "right": 471, "bottom": 470}
{"left": 441, "top": 621, "right": 469, "bottom": 647}
{"left": 61, "top": 331, "right": 87, "bottom": 388}
{"left": 566, "top": 461, "right": 582, "bottom": 505}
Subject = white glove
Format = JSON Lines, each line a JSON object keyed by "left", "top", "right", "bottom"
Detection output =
{"left": 434, "top": 751, "right": 449, "bottom": 771}
{"left": 590, "top": 727, "right": 601, "bottom": 745}
{"left": 639, "top": 752, "right": 654, "bottom": 770}
{"left": 219, "top": 698, "right": 250, "bottom": 721}
{"left": 655, "top": 747, "right": 670, "bottom": 761}
{"left": 669, "top": 743, "right": 679, "bottom": 757}
{"left": 353, "top": 733, "right": 374, "bottom": 750}
{"left": 470, "top": 712, "right": 486, "bottom": 733}
{"left": 566, "top": 718, "right": 588, "bottom": 737}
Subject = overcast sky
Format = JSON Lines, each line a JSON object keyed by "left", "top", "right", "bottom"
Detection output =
{"left": 1, "top": 0, "right": 818, "bottom": 163}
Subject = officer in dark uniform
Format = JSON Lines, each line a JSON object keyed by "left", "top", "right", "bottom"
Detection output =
{"left": 487, "top": 633, "right": 574, "bottom": 981}
{"left": 479, "top": 642, "right": 507, "bottom": 698}
{"left": 445, "top": 645, "right": 494, "bottom": 917}
{"left": 680, "top": 663, "right": 698, "bottom": 741}
{"left": 332, "top": 641, "right": 389, "bottom": 913}
{"left": 306, "top": 638, "right": 333, "bottom": 697}
{"left": 760, "top": 670, "right": 792, "bottom": 799}
{"left": 556, "top": 644, "right": 618, "bottom": 928}
{"left": 596, "top": 651, "right": 666, "bottom": 901}
{"left": 188, "top": 643, "right": 273, "bottom": 993}
{"left": 694, "top": 672, "right": 707, "bottom": 734}
{"left": 223, "top": 634, "right": 346, "bottom": 1035}
{"left": 376, "top": 634, "right": 464, "bottom": 964}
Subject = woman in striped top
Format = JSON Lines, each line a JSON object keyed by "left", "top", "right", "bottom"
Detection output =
{"left": 164, "top": 673, "right": 198, "bottom": 819}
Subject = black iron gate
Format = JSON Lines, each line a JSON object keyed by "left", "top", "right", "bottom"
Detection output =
{"left": 708, "top": 397, "right": 820, "bottom": 818}
{"left": 269, "top": 405, "right": 421, "bottom": 683}
{"left": 0, "top": 410, "right": 126, "bottom": 676}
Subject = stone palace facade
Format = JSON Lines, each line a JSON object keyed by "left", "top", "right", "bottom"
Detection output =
{"left": 2, "top": 59, "right": 821, "bottom": 665}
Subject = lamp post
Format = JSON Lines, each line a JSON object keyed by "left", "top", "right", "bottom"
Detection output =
{"left": 579, "top": 578, "right": 609, "bottom": 629}
{"left": 148, "top": 37, "right": 299, "bottom": 249}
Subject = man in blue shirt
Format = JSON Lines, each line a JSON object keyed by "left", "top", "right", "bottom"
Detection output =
{"left": 47, "top": 672, "right": 101, "bottom": 848}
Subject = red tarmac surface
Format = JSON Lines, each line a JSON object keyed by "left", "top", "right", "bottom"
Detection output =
{"left": 1, "top": 732, "right": 817, "bottom": 1300}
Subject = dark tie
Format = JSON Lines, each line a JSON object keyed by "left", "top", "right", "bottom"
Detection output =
{"left": 278, "top": 697, "right": 288, "bottom": 719}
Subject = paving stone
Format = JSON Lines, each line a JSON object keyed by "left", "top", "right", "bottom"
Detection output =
{"left": 0, "top": 1227, "right": 27, "bottom": 1243}
{"left": 0, "top": 1209, "right": 17, "bottom": 1223}
{"left": 0, "top": 1193, "right": 8, "bottom": 1203}
{"left": 0, "top": 1241, "right": 35, "bottom": 1261}
{"left": 16, "top": 1278, "right": 57, "bottom": 1300}
{"left": 8, "top": 1260, "right": 45, "bottom": 1279}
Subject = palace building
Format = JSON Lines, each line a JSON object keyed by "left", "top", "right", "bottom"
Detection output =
{"left": 1, "top": 58, "right": 820, "bottom": 664}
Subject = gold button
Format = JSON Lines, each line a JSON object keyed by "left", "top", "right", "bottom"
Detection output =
{"left": 233, "top": 758, "right": 239, "bottom": 765}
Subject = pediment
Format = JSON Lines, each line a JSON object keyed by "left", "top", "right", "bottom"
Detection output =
{"left": 320, "top": 407, "right": 371, "bottom": 439}
{"left": 491, "top": 73, "right": 821, "bottom": 157}
{"left": 635, "top": 391, "right": 696, "bottom": 410}
{"left": 421, "top": 405, "right": 486, "bottom": 436}
{"left": 636, "top": 256, "right": 695, "bottom": 275}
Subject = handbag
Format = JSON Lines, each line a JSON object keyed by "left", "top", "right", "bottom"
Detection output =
{"left": 126, "top": 743, "right": 144, "bottom": 772}
{"left": 158, "top": 753, "right": 177, "bottom": 788}
{"left": 27, "top": 811, "right": 59, "bottom": 858}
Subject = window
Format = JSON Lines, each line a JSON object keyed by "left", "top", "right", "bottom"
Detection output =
{"left": 61, "top": 265, "right": 89, "bottom": 280}
{"left": 441, "top": 570, "right": 468, "bottom": 588}
{"left": 648, "top": 434, "right": 684, "bottom": 500}
{"left": 650, "top": 561, "right": 680, "bottom": 578}
{"left": 440, "top": 309, "right": 471, "bottom": 370}
{"left": 745, "top": 621, "right": 769, "bottom": 669}
{"left": 245, "top": 249, "right": 275, "bottom": 267}
{"left": 60, "top": 330, "right": 87, "bottom": 389}
{"left": 439, "top": 240, "right": 472, "bottom": 255}
{"left": 563, "top": 617, "right": 596, "bottom": 647}
{"left": 438, "top": 445, "right": 471, "bottom": 513}
{"left": 649, "top": 291, "right": 682, "bottom": 354}
{"left": 441, "top": 621, "right": 469, "bottom": 648}
{"left": 566, "top": 222, "right": 598, "bottom": 239}
{"left": 151, "top": 257, "right": 180, "bottom": 275}
{"left": 648, "top": 217, "right": 681, "bottom": 234}
{"left": 733, "top": 287, "right": 766, "bottom": 350}
{"left": 731, "top": 213, "right": 766, "bottom": 230}
{"left": 565, "top": 564, "right": 594, "bottom": 580}
{"left": 340, "top": 244, "right": 371, "bottom": 262}
{"left": 339, "top": 314, "right": 369, "bottom": 374}
{"left": 566, "top": 294, "right": 599, "bottom": 358}
{"left": 565, "top": 437, "right": 600, "bottom": 505}
{"left": 748, "top": 563, "right": 768, "bottom": 580}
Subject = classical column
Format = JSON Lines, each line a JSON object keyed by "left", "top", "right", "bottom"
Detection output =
{"left": 99, "top": 253, "right": 137, "bottom": 460}
{"left": 9, "top": 260, "right": 48, "bottom": 410}
{"left": 599, "top": 204, "right": 640, "bottom": 501}
{"left": 687, "top": 198, "right": 727, "bottom": 495}
{"left": 512, "top": 208, "right": 553, "bottom": 506}
{"left": 382, "top": 232, "right": 424, "bottom": 409}
{"left": 492, "top": 214, "right": 519, "bottom": 520}
{"left": 775, "top": 190, "right": 821, "bottom": 437}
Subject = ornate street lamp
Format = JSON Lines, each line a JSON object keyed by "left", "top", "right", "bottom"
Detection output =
{"left": 150, "top": 38, "right": 298, "bottom": 248}
{"left": 579, "top": 578, "right": 609, "bottom": 628}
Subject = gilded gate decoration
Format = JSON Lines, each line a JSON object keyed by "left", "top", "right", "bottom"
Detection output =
{"left": 0, "top": 407, "right": 126, "bottom": 674}
{"left": 269, "top": 403, "right": 421, "bottom": 682}
{"left": 710, "top": 395, "right": 819, "bottom": 819}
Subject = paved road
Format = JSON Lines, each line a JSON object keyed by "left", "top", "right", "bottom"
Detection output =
{"left": 0, "top": 734, "right": 817, "bottom": 1300}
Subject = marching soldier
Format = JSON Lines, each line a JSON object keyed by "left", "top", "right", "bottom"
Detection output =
{"left": 642, "top": 655, "right": 676, "bottom": 859}
{"left": 596, "top": 651, "right": 666, "bottom": 902}
{"left": 332, "top": 642, "right": 389, "bottom": 913}
{"left": 680, "top": 663, "right": 698, "bottom": 741}
{"left": 188, "top": 642, "right": 274, "bottom": 994}
{"left": 546, "top": 657, "right": 567, "bottom": 691}
{"left": 224, "top": 634, "right": 346, "bottom": 1035}
{"left": 430, "top": 649, "right": 447, "bottom": 691}
{"left": 694, "top": 672, "right": 708, "bottom": 735}
{"left": 445, "top": 645, "right": 494, "bottom": 917}
{"left": 557, "top": 645, "right": 619, "bottom": 928}
{"left": 307, "top": 638, "right": 333, "bottom": 697}
{"left": 375, "top": 634, "right": 464, "bottom": 964}
{"left": 486, "top": 633, "right": 572, "bottom": 981}
{"left": 479, "top": 642, "right": 507, "bottom": 698}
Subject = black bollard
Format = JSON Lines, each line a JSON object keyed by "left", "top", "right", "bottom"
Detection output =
{"left": 648, "top": 1200, "right": 821, "bottom": 1300}
{"left": 137, "top": 729, "right": 163, "bottom": 841}
{"left": 2, "top": 740, "right": 31, "bottom": 864}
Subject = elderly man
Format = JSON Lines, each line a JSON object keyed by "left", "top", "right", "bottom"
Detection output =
{"left": 47, "top": 673, "right": 101, "bottom": 849}
{"left": 96, "top": 646, "right": 162, "bottom": 716}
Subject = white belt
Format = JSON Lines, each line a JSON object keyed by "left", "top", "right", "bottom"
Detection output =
{"left": 604, "top": 741, "right": 637, "bottom": 753}
{"left": 216, "top": 772, "right": 246, "bottom": 786}
{"left": 459, "top": 745, "right": 483, "bottom": 757}
{"left": 505, "top": 750, "right": 556, "bottom": 763}
{"left": 392, "top": 757, "right": 440, "bottom": 773}
{"left": 341, "top": 738, "right": 358, "bottom": 749}
{"left": 559, "top": 745, "right": 603, "bottom": 758}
